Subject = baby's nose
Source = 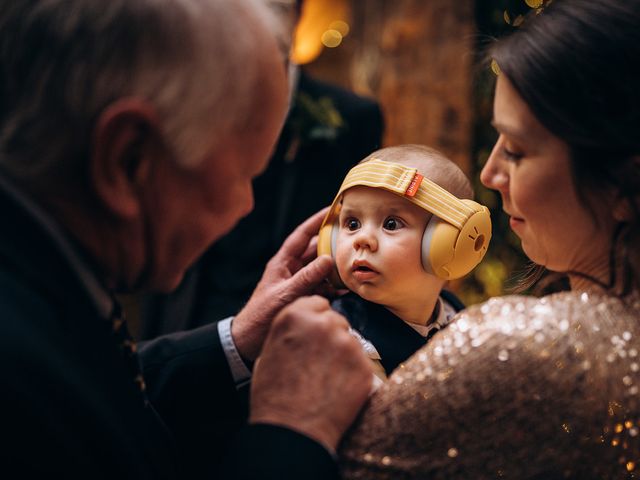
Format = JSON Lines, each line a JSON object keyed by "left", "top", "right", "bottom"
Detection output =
{"left": 353, "top": 228, "right": 378, "bottom": 251}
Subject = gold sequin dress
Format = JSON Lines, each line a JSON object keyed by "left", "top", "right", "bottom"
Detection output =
{"left": 340, "top": 290, "right": 640, "bottom": 479}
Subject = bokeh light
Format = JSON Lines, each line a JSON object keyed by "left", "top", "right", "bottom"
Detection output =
{"left": 291, "top": 0, "right": 350, "bottom": 64}
{"left": 321, "top": 29, "right": 343, "bottom": 48}
{"left": 329, "top": 20, "right": 350, "bottom": 36}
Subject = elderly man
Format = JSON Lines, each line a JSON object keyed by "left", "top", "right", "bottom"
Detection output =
{"left": 139, "top": 0, "right": 384, "bottom": 339}
{"left": 0, "top": 0, "right": 372, "bottom": 478}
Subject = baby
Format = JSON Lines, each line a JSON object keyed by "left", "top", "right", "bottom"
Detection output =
{"left": 318, "top": 145, "right": 491, "bottom": 379}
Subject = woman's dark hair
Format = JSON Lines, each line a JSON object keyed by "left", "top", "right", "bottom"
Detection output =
{"left": 491, "top": 0, "right": 640, "bottom": 294}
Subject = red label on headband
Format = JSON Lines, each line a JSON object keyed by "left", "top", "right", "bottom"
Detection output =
{"left": 405, "top": 173, "right": 423, "bottom": 197}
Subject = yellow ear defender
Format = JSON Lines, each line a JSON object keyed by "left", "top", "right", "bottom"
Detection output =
{"left": 317, "top": 159, "right": 491, "bottom": 286}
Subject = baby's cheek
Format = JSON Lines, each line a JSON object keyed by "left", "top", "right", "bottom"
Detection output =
{"left": 334, "top": 242, "right": 351, "bottom": 278}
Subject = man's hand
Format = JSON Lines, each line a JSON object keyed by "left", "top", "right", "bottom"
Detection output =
{"left": 232, "top": 208, "right": 335, "bottom": 361}
{"left": 249, "top": 296, "right": 373, "bottom": 451}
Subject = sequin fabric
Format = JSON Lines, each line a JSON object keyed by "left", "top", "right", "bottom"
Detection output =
{"left": 339, "top": 290, "right": 640, "bottom": 479}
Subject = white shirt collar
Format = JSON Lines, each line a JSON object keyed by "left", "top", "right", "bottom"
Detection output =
{"left": 404, "top": 296, "right": 457, "bottom": 338}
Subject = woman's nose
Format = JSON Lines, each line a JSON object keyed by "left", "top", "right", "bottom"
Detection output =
{"left": 353, "top": 227, "right": 378, "bottom": 252}
{"left": 480, "top": 141, "right": 509, "bottom": 192}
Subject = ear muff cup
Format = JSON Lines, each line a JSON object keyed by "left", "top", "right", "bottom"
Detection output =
{"left": 422, "top": 200, "right": 491, "bottom": 280}
{"left": 318, "top": 199, "right": 491, "bottom": 285}
{"left": 317, "top": 159, "right": 492, "bottom": 287}
{"left": 317, "top": 215, "right": 345, "bottom": 288}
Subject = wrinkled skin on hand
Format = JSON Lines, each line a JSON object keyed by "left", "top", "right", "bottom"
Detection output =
{"left": 232, "top": 208, "right": 337, "bottom": 361}
{"left": 250, "top": 295, "right": 373, "bottom": 451}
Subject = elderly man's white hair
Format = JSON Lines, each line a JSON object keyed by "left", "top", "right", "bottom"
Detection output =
{"left": 264, "top": 0, "right": 299, "bottom": 58}
{"left": 0, "top": 0, "right": 282, "bottom": 185}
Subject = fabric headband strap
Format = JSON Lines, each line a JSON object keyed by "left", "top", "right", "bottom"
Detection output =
{"left": 322, "top": 158, "right": 476, "bottom": 230}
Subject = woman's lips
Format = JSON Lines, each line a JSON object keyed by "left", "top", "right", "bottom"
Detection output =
{"left": 509, "top": 216, "right": 524, "bottom": 230}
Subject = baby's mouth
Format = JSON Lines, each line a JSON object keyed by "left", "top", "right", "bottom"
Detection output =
{"left": 352, "top": 261, "right": 378, "bottom": 275}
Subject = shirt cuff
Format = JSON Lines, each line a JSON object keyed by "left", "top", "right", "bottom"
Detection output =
{"left": 217, "top": 317, "right": 252, "bottom": 389}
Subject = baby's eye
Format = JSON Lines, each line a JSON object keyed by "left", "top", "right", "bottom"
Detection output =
{"left": 344, "top": 218, "right": 361, "bottom": 231}
{"left": 383, "top": 217, "right": 403, "bottom": 231}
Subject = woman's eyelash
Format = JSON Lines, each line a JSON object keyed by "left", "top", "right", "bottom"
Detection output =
{"left": 502, "top": 146, "right": 523, "bottom": 161}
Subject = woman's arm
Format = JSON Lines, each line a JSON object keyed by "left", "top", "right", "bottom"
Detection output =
{"left": 340, "top": 292, "right": 634, "bottom": 479}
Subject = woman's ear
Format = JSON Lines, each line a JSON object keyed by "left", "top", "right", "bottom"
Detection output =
{"left": 611, "top": 156, "right": 640, "bottom": 222}
{"left": 613, "top": 196, "right": 634, "bottom": 222}
{"left": 90, "top": 98, "right": 167, "bottom": 219}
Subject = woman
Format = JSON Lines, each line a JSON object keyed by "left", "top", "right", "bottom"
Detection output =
{"left": 339, "top": 1, "right": 640, "bottom": 478}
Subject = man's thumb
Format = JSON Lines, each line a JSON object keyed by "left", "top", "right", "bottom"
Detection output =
{"left": 288, "top": 255, "right": 334, "bottom": 296}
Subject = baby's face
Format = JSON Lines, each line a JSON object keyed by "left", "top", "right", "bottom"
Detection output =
{"left": 335, "top": 186, "right": 433, "bottom": 308}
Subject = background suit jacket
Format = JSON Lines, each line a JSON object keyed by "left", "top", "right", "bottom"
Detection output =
{"left": 0, "top": 178, "right": 338, "bottom": 479}
{"left": 140, "top": 71, "right": 384, "bottom": 338}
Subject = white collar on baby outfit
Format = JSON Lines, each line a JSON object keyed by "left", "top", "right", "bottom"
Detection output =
{"left": 404, "top": 296, "right": 457, "bottom": 338}
{"left": 349, "top": 295, "right": 458, "bottom": 361}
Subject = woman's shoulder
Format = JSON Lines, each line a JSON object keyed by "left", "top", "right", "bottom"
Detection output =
{"left": 340, "top": 290, "right": 640, "bottom": 479}
{"left": 455, "top": 290, "right": 639, "bottom": 344}
{"left": 429, "top": 289, "right": 640, "bottom": 400}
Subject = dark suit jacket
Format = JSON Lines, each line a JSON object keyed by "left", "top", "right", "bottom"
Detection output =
{"left": 140, "top": 71, "right": 384, "bottom": 338}
{"left": 0, "top": 178, "right": 338, "bottom": 478}
{"left": 332, "top": 292, "right": 465, "bottom": 375}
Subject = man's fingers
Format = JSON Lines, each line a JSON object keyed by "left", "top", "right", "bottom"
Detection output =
{"left": 278, "top": 295, "right": 331, "bottom": 317}
{"left": 314, "top": 282, "right": 348, "bottom": 300}
{"left": 285, "top": 255, "right": 334, "bottom": 298}
{"left": 250, "top": 295, "right": 372, "bottom": 450}
{"left": 301, "top": 236, "right": 319, "bottom": 263}
{"left": 276, "top": 207, "right": 329, "bottom": 259}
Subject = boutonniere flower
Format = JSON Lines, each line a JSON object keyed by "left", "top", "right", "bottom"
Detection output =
{"left": 289, "top": 92, "right": 346, "bottom": 145}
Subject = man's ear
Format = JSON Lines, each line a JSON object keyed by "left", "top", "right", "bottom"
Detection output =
{"left": 90, "top": 98, "right": 167, "bottom": 219}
